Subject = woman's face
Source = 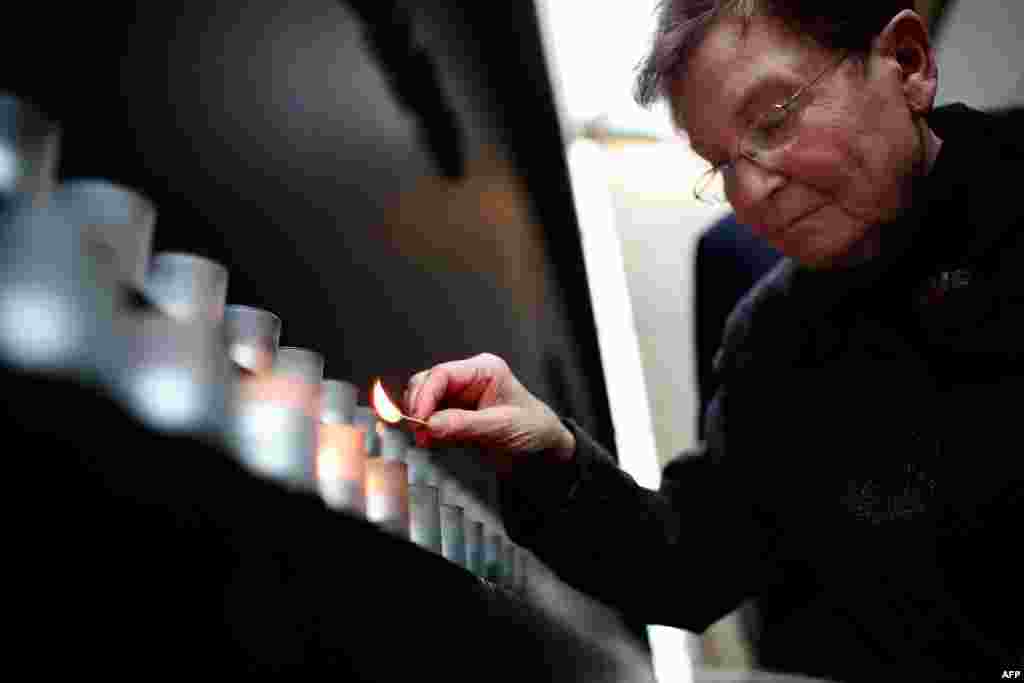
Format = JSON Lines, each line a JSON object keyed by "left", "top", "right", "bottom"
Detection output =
{"left": 674, "top": 14, "right": 936, "bottom": 269}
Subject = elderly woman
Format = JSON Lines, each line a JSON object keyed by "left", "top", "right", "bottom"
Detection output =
{"left": 406, "top": 2, "right": 1023, "bottom": 681}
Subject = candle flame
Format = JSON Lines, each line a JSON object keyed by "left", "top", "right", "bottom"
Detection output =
{"left": 372, "top": 379, "right": 403, "bottom": 424}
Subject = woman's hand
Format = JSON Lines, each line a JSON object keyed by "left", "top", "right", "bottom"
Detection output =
{"left": 404, "top": 353, "right": 575, "bottom": 475}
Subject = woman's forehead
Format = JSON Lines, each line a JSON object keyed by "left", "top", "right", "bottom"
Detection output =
{"left": 672, "top": 15, "right": 829, "bottom": 140}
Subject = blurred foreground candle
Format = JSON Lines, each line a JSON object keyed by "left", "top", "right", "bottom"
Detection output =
{"left": 54, "top": 180, "right": 156, "bottom": 293}
{"left": 317, "top": 379, "right": 366, "bottom": 515}
{"left": 234, "top": 346, "right": 323, "bottom": 490}
{"left": 0, "top": 202, "right": 121, "bottom": 382}
{"left": 116, "top": 314, "right": 235, "bottom": 441}
{"left": 224, "top": 305, "right": 281, "bottom": 374}
{"left": 1, "top": 92, "right": 61, "bottom": 206}
{"left": 145, "top": 252, "right": 228, "bottom": 324}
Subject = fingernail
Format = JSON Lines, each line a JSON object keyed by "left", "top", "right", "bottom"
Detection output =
{"left": 428, "top": 413, "right": 446, "bottom": 435}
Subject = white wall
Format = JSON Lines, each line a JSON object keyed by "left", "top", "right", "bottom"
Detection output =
{"left": 602, "top": 140, "right": 729, "bottom": 467}
{"left": 935, "top": 0, "right": 1024, "bottom": 110}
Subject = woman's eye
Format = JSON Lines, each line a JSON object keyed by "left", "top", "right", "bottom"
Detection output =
{"left": 759, "top": 106, "right": 789, "bottom": 131}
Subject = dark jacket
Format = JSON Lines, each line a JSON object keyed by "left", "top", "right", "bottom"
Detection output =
{"left": 501, "top": 103, "right": 1024, "bottom": 683}
{"left": 694, "top": 213, "right": 782, "bottom": 438}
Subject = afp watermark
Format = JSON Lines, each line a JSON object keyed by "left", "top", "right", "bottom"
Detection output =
{"left": 1002, "top": 671, "right": 1022, "bottom": 679}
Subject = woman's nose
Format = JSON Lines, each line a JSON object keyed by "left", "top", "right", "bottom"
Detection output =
{"left": 726, "top": 155, "right": 786, "bottom": 211}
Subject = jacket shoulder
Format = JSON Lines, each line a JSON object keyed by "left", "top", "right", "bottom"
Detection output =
{"left": 713, "top": 257, "right": 802, "bottom": 377}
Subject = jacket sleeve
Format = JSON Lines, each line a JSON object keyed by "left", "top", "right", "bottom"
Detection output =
{"left": 498, "top": 393, "right": 784, "bottom": 633}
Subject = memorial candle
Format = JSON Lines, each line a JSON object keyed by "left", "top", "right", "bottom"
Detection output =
{"left": 234, "top": 346, "right": 323, "bottom": 490}
{"left": 402, "top": 439, "right": 442, "bottom": 555}
{"left": 362, "top": 412, "right": 409, "bottom": 538}
{"left": 0, "top": 92, "right": 61, "bottom": 205}
{"left": 317, "top": 379, "right": 366, "bottom": 515}
{"left": 145, "top": 252, "right": 228, "bottom": 324}
{"left": 224, "top": 306, "right": 281, "bottom": 375}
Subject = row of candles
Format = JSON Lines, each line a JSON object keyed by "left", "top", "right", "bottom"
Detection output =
{"left": 0, "top": 91, "right": 527, "bottom": 590}
{"left": 227, "top": 306, "right": 527, "bottom": 588}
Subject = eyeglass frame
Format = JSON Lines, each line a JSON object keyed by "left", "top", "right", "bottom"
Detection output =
{"left": 693, "top": 50, "right": 850, "bottom": 204}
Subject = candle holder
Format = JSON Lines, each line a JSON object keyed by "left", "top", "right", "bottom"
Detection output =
{"left": 503, "top": 541, "right": 517, "bottom": 589}
{"left": 517, "top": 547, "right": 530, "bottom": 595}
{"left": 318, "top": 422, "right": 367, "bottom": 516}
{"left": 145, "top": 252, "right": 228, "bottom": 324}
{"left": 224, "top": 305, "right": 281, "bottom": 374}
{"left": 233, "top": 346, "right": 323, "bottom": 491}
{"left": 484, "top": 529, "right": 504, "bottom": 583}
{"left": 0, "top": 92, "right": 61, "bottom": 205}
{"left": 465, "top": 519, "right": 485, "bottom": 578}
{"left": 116, "top": 315, "right": 235, "bottom": 441}
{"left": 316, "top": 378, "right": 365, "bottom": 515}
{"left": 0, "top": 202, "right": 121, "bottom": 382}
{"left": 321, "top": 379, "right": 359, "bottom": 425}
{"left": 409, "top": 482, "right": 442, "bottom": 554}
{"left": 53, "top": 180, "right": 156, "bottom": 292}
{"left": 353, "top": 406, "right": 381, "bottom": 458}
{"left": 440, "top": 503, "right": 467, "bottom": 569}
{"left": 365, "top": 455, "right": 410, "bottom": 539}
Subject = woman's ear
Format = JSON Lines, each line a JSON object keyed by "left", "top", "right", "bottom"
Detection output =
{"left": 873, "top": 9, "right": 938, "bottom": 114}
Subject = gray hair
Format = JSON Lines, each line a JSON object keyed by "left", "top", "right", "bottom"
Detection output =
{"left": 633, "top": 0, "right": 916, "bottom": 108}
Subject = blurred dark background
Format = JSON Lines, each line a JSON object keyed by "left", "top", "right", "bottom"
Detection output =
{"left": 3, "top": 0, "right": 614, "bottom": 452}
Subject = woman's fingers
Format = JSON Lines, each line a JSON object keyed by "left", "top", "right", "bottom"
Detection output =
{"left": 409, "top": 354, "right": 509, "bottom": 420}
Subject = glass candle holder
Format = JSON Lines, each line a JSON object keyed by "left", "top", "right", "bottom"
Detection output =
{"left": 484, "top": 530, "right": 504, "bottom": 584}
{"left": 54, "top": 180, "right": 156, "bottom": 291}
{"left": 318, "top": 422, "right": 367, "bottom": 516}
{"left": 440, "top": 503, "right": 467, "bottom": 569}
{"left": 503, "top": 541, "right": 517, "bottom": 589}
{"left": 365, "top": 455, "right": 409, "bottom": 539}
{"left": 321, "top": 379, "right": 359, "bottom": 425}
{"left": 0, "top": 92, "right": 61, "bottom": 205}
{"left": 0, "top": 202, "right": 121, "bottom": 382}
{"left": 116, "top": 314, "right": 235, "bottom": 440}
{"left": 274, "top": 346, "right": 325, "bottom": 384}
{"left": 224, "top": 305, "right": 281, "bottom": 374}
{"left": 378, "top": 422, "right": 409, "bottom": 462}
{"left": 409, "top": 483, "right": 442, "bottom": 554}
{"left": 233, "top": 346, "right": 323, "bottom": 491}
{"left": 352, "top": 406, "right": 381, "bottom": 457}
{"left": 464, "top": 519, "right": 485, "bottom": 578}
{"left": 145, "top": 252, "right": 228, "bottom": 324}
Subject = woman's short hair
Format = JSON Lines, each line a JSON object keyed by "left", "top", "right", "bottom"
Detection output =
{"left": 634, "top": 0, "right": 916, "bottom": 108}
